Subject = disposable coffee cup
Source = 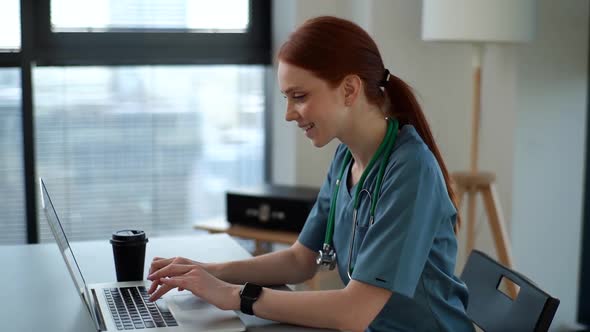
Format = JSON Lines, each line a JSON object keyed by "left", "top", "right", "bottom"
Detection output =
{"left": 110, "top": 230, "right": 149, "bottom": 282}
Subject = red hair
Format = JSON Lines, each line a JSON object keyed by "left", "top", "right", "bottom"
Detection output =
{"left": 278, "top": 16, "right": 461, "bottom": 232}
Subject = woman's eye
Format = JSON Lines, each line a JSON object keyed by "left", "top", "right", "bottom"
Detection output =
{"left": 293, "top": 94, "right": 307, "bottom": 100}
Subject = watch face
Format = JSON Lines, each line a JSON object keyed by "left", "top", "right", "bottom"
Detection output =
{"left": 241, "top": 283, "right": 262, "bottom": 299}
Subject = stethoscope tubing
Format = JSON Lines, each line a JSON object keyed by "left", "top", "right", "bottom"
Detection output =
{"left": 347, "top": 189, "right": 372, "bottom": 280}
{"left": 318, "top": 118, "right": 399, "bottom": 280}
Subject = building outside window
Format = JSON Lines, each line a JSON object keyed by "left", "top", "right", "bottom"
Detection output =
{"left": 0, "top": 0, "right": 270, "bottom": 244}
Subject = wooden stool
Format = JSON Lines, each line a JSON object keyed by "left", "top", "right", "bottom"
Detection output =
{"left": 453, "top": 171, "right": 516, "bottom": 297}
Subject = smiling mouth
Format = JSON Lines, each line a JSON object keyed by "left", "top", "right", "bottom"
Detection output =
{"left": 302, "top": 123, "right": 315, "bottom": 132}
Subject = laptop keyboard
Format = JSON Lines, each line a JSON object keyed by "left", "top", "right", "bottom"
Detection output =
{"left": 104, "top": 286, "right": 178, "bottom": 330}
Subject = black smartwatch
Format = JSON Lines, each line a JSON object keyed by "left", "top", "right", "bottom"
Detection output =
{"left": 239, "top": 282, "right": 263, "bottom": 315}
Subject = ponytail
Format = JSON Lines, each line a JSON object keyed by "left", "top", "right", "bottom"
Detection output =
{"left": 383, "top": 74, "right": 461, "bottom": 233}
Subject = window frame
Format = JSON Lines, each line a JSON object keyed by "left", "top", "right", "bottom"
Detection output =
{"left": 578, "top": 15, "right": 590, "bottom": 325}
{"left": 32, "top": 0, "right": 271, "bottom": 65}
{"left": 0, "top": 53, "right": 20, "bottom": 67}
{"left": 0, "top": 0, "right": 272, "bottom": 244}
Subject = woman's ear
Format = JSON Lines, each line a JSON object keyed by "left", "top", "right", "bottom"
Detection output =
{"left": 342, "top": 74, "right": 362, "bottom": 106}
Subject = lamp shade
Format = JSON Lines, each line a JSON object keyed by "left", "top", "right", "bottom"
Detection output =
{"left": 422, "top": 0, "right": 535, "bottom": 43}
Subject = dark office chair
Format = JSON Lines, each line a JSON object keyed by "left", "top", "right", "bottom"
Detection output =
{"left": 461, "top": 250, "right": 560, "bottom": 332}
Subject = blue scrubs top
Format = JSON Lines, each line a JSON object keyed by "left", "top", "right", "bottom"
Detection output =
{"left": 298, "top": 125, "right": 474, "bottom": 332}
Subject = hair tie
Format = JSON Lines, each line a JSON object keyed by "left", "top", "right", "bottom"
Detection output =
{"left": 378, "top": 69, "right": 390, "bottom": 87}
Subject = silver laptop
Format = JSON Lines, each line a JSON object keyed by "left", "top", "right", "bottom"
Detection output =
{"left": 39, "top": 177, "right": 246, "bottom": 332}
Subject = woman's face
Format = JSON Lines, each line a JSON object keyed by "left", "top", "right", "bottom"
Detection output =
{"left": 278, "top": 61, "right": 346, "bottom": 147}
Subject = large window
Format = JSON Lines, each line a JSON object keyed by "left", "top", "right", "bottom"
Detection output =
{"left": 0, "top": 0, "right": 270, "bottom": 244}
{"left": 51, "top": 0, "right": 249, "bottom": 31}
{"left": 0, "top": 69, "right": 25, "bottom": 244}
{"left": 35, "top": 66, "right": 265, "bottom": 242}
{"left": 0, "top": 1, "right": 20, "bottom": 50}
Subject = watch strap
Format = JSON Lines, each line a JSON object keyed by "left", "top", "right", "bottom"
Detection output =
{"left": 240, "top": 297, "right": 255, "bottom": 315}
{"left": 240, "top": 283, "right": 262, "bottom": 315}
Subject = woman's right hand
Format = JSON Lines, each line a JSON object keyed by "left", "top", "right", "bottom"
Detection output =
{"left": 147, "top": 256, "right": 212, "bottom": 294}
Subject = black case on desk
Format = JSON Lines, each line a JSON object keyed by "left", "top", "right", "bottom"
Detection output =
{"left": 226, "top": 185, "right": 319, "bottom": 232}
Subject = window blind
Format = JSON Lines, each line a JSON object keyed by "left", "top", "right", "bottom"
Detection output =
{"left": 34, "top": 65, "right": 265, "bottom": 242}
{"left": 0, "top": 69, "right": 26, "bottom": 244}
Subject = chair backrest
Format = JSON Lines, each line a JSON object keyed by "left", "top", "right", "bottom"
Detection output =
{"left": 460, "top": 250, "right": 560, "bottom": 332}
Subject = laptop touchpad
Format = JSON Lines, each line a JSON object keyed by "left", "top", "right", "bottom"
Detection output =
{"left": 172, "top": 294, "right": 212, "bottom": 311}
{"left": 168, "top": 294, "right": 245, "bottom": 331}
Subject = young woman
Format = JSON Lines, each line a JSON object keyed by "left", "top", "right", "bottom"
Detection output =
{"left": 147, "top": 16, "right": 474, "bottom": 332}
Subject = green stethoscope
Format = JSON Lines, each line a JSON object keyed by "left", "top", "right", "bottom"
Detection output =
{"left": 316, "top": 117, "right": 399, "bottom": 280}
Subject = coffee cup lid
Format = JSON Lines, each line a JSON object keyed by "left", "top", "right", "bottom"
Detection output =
{"left": 111, "top": 229, "right": 148, "bottom": 243}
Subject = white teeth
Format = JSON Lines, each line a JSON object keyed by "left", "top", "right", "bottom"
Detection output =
{"left": 299, "top": 123, "right": 315, "bottom": 132}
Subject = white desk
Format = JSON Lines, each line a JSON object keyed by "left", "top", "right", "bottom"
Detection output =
{"left": 0, "top": 233, "right": 334, "bottom": 332}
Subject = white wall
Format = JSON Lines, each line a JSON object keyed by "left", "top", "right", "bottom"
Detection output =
{"left": 271, "top": 1, "right": 588, "bottom": 329}
{"left": 369, "top": 0, "right": 519, "bottom": 267}
{"left": 271, "top": 0, "right": 376, "bottom": 188}
{"left": 270, "top": 0, "right": 297, "bottom": 186}
{"left": 271, "top": 0, "right": 339, "bottom": 187}
{"left": 512, "top": 1, "right": 589, "bottom": 329}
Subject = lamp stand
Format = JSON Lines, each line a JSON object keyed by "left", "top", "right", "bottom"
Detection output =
{"left": 452, "top": 45, "right": 515, "bottom": 287}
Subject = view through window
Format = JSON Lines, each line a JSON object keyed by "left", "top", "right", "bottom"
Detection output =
{"left": 51, "top": 0, "right": 249, "bottom": 31}
{"left": 0, "top": 0, "right": 268, "bottom": 244}
{"left": 0, "top": 0, "right": 20, "bottom": 50}
{"left": 0, "top": 69, "right": 25, "bottom": 244}
{"left": 35, "top": 66, "right": 265, "bottom": 242}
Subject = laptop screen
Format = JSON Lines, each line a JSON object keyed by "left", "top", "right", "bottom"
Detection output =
{"left": 39, "top": 178, "right": 97, "bottom": 325}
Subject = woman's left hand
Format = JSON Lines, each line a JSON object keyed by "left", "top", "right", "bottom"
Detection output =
{"left": 147, "top": 263, "right": 241, "bottom": 311}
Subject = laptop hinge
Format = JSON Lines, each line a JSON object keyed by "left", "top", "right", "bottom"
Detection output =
{"left": 91, "top": 288, "right": 108, "bottom": 331}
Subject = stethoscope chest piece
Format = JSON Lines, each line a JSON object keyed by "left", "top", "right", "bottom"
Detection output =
{"left": 317, "top": 243, "right": 337, "bottom": 270}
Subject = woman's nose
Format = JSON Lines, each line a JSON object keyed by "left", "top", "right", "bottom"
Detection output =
{"left": 285, "top": 107, "right": 299, "bottom": 122}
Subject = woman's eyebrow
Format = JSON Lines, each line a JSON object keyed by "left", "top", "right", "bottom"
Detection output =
{"left": 282, "top": 86, "right": 303, "bottom": 95}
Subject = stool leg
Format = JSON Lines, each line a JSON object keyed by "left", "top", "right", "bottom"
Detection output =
{"left": 481, "top": 184, "right": 517, "bottom": 299}
{"left": 456, "top": 185, "right": 466, "bottom": 210}
{"left": 481, "top": 184, "right": 513, "bottom": 269}
{"left": 466, "top": 188, "right": 477, "bottom": 255}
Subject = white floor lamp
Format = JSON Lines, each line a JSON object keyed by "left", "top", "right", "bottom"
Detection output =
{"left": 421, "top": 0, "right": 535, "bottom": 276}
